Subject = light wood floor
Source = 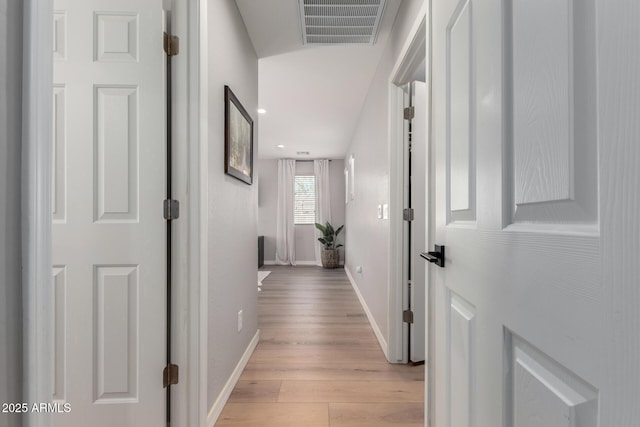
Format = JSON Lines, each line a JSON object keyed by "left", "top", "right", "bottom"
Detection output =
{"left": 215, "top": 266, "right": 425, "bottom": 427}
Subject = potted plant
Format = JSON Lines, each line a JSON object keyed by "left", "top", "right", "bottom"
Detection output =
{"left": 315, "top": 221, "right": 344, "bottom": 269}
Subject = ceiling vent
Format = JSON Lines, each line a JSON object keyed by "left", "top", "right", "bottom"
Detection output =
{"left": 299, "top": 0, "right": 387, "bottom": 45}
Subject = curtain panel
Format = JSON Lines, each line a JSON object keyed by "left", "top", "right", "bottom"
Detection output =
{"left": 314, "top": 159, "right": 332, "bottom": 265}
{"left": 275, "top": 159, "right": 296, "bottom": 265}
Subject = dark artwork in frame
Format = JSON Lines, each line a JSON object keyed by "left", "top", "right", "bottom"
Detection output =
{"left": 224, "top": 85, "right": 254, "bottom": 185}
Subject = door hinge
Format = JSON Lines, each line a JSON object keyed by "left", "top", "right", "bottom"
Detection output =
{"left": 163, "top": 364, "right": 179, "bottom": 388}
{"left": 403, "top": 309, "right": 414, "bottom": 324}
{"left": 163, "top": 32, "right": 180, "bottom": 56}
{"left": 403, "top": 208, "right": 414, "bottom": 221}
{"left": 164, "top": 199, "right": 180, "bottom": 220}
{"left": 404, "top": 106, "right": 415, "bottom": 120}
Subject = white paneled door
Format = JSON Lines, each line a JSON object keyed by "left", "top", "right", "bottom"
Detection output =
{"left": 52, "top": 0, "right": 166, "bottom": 425}
{"left": 432, "top": 0, "right": 605, "bottom": 426}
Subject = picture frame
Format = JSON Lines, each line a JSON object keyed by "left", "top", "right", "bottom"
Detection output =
{"left": 224, "top": 85, "right": 254, "bottom": 185}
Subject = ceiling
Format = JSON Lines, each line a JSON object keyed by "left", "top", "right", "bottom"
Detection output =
{"left": 234, "top": 0, "right": 401, "bottom": 160}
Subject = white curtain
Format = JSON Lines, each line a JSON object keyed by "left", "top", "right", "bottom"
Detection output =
{"left": 276, "top": 159, "right": 296, "bottom": 265}
{"left": 314, "top": 159, "right": 332, "bottom": 265}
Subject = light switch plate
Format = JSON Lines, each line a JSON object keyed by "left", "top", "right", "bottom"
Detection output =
{"left": 382, "top": 204, "right": 389, "bottom": 219}
{"left": 377, "top": 204, "right": 383, "bottom": 219}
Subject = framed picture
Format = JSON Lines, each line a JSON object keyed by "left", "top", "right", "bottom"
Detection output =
{"left": 224, "top": 85, "right": 254, "bottom": 185}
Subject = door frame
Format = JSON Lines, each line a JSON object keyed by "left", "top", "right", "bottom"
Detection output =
{"left": 386, "top": 4, "right": 432, "bottom": 427}
{"left": 22, "top": 2, "right": 54, "bottom": 425}
{"left": 387, "top": 7, "right": 428, "bottom": 364}
{"left": 22, "top": 1, "right": 208, "bottom": 426}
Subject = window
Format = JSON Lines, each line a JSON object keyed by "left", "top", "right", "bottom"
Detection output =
{"left": 294, "top": 175, "right": 316, "bottom": 224}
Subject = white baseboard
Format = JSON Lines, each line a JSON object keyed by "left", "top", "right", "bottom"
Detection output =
{"left": 264, "top": 260, "right": 317, "bottom": 266}
{"left": 344, "top": 266, "right": 389, "bottom": 360}
{"left": 295, "top": 260, "right": 320, "bottom": 266}
{"left": 207, "top": 330, "right": 260, "bottom": 426}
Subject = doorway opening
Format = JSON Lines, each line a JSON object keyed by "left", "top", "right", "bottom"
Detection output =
{"left": 24, "top": 1, "right": 205, "bottom": 425}
{"left": 386, "top": 9, "right": 432, "bottom": 425}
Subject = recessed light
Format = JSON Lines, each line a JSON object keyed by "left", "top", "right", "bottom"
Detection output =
{"left": 276, "top": 144, "right": 285, "bottom": 148}
{"left": 257, "top": 108, "right": 267, "bottom": 114}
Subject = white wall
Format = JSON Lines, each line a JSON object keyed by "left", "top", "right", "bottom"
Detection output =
{"left": 206, "top": 0, "right": 259, "bottom": 412}
{"left": 258, "top": 159, "right": 345, "bottom": 264}
{"left": 344, "top": 0, "right": 426, "bottom": 353}
{"left": 0, "top": 1, "right": 23, "bottom": 426}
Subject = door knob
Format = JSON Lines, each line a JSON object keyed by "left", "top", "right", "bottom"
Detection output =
{"left": 420, "top": 245, "right": 445, "bottom": 268}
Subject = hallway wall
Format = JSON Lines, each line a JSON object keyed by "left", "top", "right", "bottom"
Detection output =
{"left": 206, "top": 0, "right": 259, "bottom": 413}
{"left": 0, "top": 1, "right": 23, "bottom": 426}
{"left": 258, "top": 159, "right": 345, "bottom": 264}
{"left": 344, "top": 0, "right": 426, "bottom": 357}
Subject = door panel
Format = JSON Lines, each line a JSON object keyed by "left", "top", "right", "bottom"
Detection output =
{"left": 52, "top": 266, "right": 67, "bottom": 402}
{"left": 409, "top": 81, "right": 427, "bottom": 363}
{"left": 432, "top": 0, "right": 603, "bottom": 426}
{"left": 52, "top": 0, "right": 166, "bottom": 425}
{"left": 510, "top": 0, "right": 598, "bottom": 224}
{"left": 448, "top": 292, "right": 475, "bottom": 427}
{"left": 506, "top": 332, "right": 598, "bottom": 427}
{"left": 447, "top": 0, "right": 474, "bottom": 220}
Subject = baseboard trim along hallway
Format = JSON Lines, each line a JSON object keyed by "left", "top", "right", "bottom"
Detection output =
{"left": 208, "top": 330, "right": 261, "bottom": 426}
{"left": 344, "top": 265, "right": 389, "bottom": 360}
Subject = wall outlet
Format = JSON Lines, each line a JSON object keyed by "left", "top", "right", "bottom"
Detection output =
{"left": 237, "top": 310, "right": 243, "bottom": 332}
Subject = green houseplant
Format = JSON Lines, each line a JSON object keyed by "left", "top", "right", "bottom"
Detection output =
{"left": 315, "top": 221, "right": 344, "bottom": 268}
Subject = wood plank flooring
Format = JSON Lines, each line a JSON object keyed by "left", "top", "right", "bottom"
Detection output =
{"left": 215, "top": 266, "right": 424, "bottom": 427}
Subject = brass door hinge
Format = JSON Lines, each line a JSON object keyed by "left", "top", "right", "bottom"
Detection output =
{"left": 163, "top": 364, "right": 179, "bottom": 388}
{"left": 164, "top": 32, "right": 179, "bottom": 56}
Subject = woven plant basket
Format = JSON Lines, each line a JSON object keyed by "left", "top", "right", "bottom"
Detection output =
{"left": 321, "top": 249, "right": 340, "bottom": 269}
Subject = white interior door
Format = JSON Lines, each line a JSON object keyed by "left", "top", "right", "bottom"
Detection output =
{"left": 432, "top": 0, "right": 608, "bottom": 425}
{"left": 52, "top": 0, "right": 166, "bottom": 425}
{"left": 409, "top": 81, "right": 427, "bottom": 363}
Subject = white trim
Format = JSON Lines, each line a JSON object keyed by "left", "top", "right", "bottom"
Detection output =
{"left": 387, "top": 9, "right": 429, "bottom": 367}
{"left": 295, "top": 260, "right": 321, "bottom": 266}
{"left": 344, "top": 266, "right": 389, "bottom": 361}
{"left": 387, "top": 83, "right": 408, "bottom": 365}
{"left": 264, "top": 260, "right": 345, "bottom": 267}
{"left": 195, "top": 0, "right": 209, "bottom": 426}
{"left": 171, "top": 0, "right": 206, "bottom": 425}
{"left": 23, "top": 1, "right": 54, "bottom": 426}
{"left": 207, "top": 330, "right": 260, "bottom": 427}
{"left": 390, "top": 2, "right": 429, "bottom": 83}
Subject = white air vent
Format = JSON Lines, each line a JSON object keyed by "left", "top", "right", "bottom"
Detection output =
{"left": 299, "top": 0, "right": 387, "bottom": 45}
